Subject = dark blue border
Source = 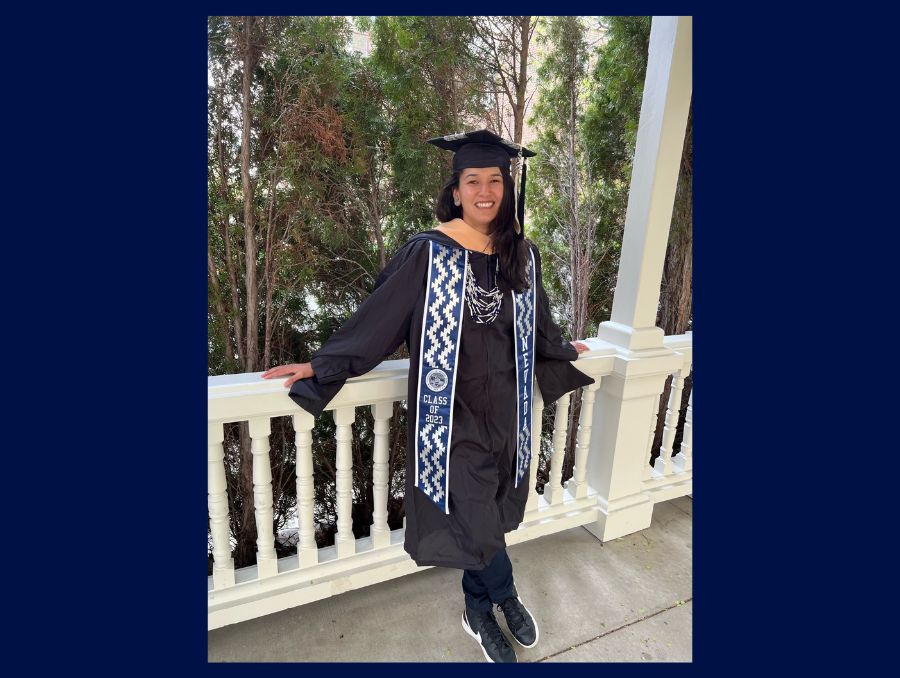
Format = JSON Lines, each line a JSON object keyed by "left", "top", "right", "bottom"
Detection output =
{"left": 27, "top": 11, "right": 841, "bottom": 670}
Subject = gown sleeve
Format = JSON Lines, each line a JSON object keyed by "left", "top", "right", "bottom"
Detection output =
{"left": 288, "top": 239, "right": 429, "bottom": 417}
{"left": 529, "top": 242, "right": 596, "bottom": 406}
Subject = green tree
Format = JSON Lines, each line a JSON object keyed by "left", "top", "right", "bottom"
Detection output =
{"left": 370, "top": 16, "right": 490, "bottom": 238}
{"left": 528, "top": 17, "right": 604, "bottom": 342}
{"left": 582, "top": 16, "right": 652, "bottom": 324}
{"left": 208, "top": 15, "right": 372, "bottom": 568}
{"left": 209, "top": 16, "right": 418, "bottom": 569}
{"left": 527, "top": 16, "right": 611, "bottom": 485}
{"left": 468, "top": 16, "right": 538, "bottom": 151}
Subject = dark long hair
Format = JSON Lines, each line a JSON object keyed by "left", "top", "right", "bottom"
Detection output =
{"left": 434, "top": 168, "right": 532, "bottom": 294}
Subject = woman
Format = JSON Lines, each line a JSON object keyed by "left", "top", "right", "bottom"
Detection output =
{"left": 262, "top": 129, "right": 592, "bottom": 663}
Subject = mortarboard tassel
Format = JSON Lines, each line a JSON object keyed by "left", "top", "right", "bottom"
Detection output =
{"left": 516, "top": 157, "right": 528, "bottom": 239}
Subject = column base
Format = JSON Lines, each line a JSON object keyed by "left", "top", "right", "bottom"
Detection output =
{"left": 597, "top": 321, "right": 666, "bottom": 351}
{"left": 584, "top": 493, "right": 654, "bottom": 542}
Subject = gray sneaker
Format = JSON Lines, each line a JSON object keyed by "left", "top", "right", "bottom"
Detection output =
{"left": 462, "top": 607, "right": 517, "bottom": 663}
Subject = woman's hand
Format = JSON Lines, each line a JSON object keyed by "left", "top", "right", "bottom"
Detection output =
{"left": 570, "top": 341, "right": 590, "bottom": 354}
{"left": 261, "top": 363, "right": 314, "bottom": 388}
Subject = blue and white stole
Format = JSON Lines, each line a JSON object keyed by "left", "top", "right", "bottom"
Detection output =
{"left": 415, "top": 240, "right": 537, "bottom": 514}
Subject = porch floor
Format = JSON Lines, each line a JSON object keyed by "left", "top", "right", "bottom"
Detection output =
{"left": 208, "top": 495, "right": 692, "bottom": 663}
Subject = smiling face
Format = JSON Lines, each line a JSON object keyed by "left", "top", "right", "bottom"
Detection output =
{"left": 452, "top": 166, "right": 504, "bottom": 230}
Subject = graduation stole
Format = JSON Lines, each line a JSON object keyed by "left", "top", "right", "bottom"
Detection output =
{"left": 415, "top": 240, "right": 536, "bottom": 514}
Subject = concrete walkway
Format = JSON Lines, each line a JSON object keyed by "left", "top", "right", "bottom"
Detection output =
{"left": 208, "top": 495, "right": 692, "bottom": 663}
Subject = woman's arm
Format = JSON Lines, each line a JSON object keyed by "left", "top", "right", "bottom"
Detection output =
{"left": 263, "top": 238, "right": 430, "bottom": 417}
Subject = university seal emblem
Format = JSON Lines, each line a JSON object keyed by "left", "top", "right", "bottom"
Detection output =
{"left": 426, "top": 368, "right": 448, "bottom": 393}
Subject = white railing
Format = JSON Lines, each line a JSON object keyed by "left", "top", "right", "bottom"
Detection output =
{"left": 208, "top": 333, "right": 692, "bottom": 630}
{"left": 642, "top": 334, "right": 693, "bottom": 502}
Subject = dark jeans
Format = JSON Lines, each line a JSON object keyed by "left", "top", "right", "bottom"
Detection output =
{"left": 462, "top": 548, "right": 515, "bottom": 612}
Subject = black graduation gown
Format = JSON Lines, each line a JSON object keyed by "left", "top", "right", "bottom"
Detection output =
{"left": 289, "top": 230, "right": 595, "bottom": 570}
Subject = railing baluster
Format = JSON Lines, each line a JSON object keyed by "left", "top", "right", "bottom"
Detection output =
{"left": 370, "top": 401, "right": 393, "bottom": 549}
{"left": 643, "top": 393, "right": 662, "bottom": 480}
{"left": 673, "top": 387, "right": 692, "bottom": 473}
{"left": 292, "top": 410, "right": 318, "bottom": 568}
{"left": 248, "top": 417, "right": 278, "bottom": 578}
{"left": 567, "top": 383, "right": 600, "bottom": 499}
{"left": 545, "top": 392, "right": 570, "bottom": 505}
{"left": 208, "top": 422, "right": 234, "bottom": 588}
{"left": 333, "top": 406, "right": 356, "bottom": 558}
{"left": 525, "top": 388, "right": 544, "bottom": 512}
{"left": 654, "top": 371, "right": 685, "bottom": 476}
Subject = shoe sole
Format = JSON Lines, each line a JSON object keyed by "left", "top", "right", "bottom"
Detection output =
{"left": 461, "top": 611, "right": 517, "bottom": 663}
{"left": 506, "top": 597, "right": 540, "bottom": 649}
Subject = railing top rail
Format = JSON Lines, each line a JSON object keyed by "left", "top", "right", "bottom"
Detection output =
{"left": 206, "top": 334, "right": 694, "bottom": 423}
{"left": 208, "top": 343, "right": 621, "bottom": 395}
{"left": 662, "top": 332, "right": 692, "bottom": 349}
{"left": 208, "top": 359, "right": 411, "bottom": 399}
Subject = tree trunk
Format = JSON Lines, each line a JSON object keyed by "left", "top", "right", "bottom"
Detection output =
{"left": 241, "top": 16, "right": 259, "bottom": 375}
{"left": 262, "top": 160, "right": 280, "bottom": 370}
{"left": 368, "top": 155, "right": 387, "bottom": 270}
{"left": 512, "top": 16, "right": 531, "bottom": 147}
{"left": 233, "top": 16, "right": 265, "bottom": 568}
{"left": 208, "top": 246, "right": 235, "bottom": 368}
{"left": 216, "top": 124, "right": 244, "bottom": 369}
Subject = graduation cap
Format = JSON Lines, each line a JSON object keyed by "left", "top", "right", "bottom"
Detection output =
{"left": 427, "top": 129, "right": 536, "bottom": 238}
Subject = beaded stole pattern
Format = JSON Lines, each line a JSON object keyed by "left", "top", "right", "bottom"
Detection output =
{"left": 414, "top": 242, "right": 467, "bottom": 514}
{"left": 511, "top": 248, "right": 536, "bottom": 487}
{"left": 415, "top": 240, "right": 536, "bottom": 514}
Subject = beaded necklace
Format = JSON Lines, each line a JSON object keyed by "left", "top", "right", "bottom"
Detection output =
{"left": 465, "top": 255, "right": 502, "bottom": 324}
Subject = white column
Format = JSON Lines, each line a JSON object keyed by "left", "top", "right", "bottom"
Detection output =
{"left": 333, "top": 406, "right": 356, "bottom": 559}
{"left": 566, "top": 382, "right": 600, "bottom": 499}
{"left": 525, "top": 387, "right": 544, "bottom": 513}
{"left": 248, "top": 416, "right": 278, "bottom": 578}
{"left": 292, "top": 410, "right": 318, "bottom": 568}
{"left": 673, "top": 388, "right": 692, "bottom": 473}
{"left": 597, "top": 16, "right": 693, "bottom": 351}
{"left": 545, "top": 392, "right": 570, "bottom": 505}
{"left": 583, "top": 365, "right": 678, "bottom": 541}
{"left": 370, "top": 401, "right": 393, "bottom": 549}
{"left": 208, "top": 422, "right": 234, "bottom": 588}
{"left": 654, "top": 371, "right": 685, "bottom": 476}
{"left": 582, "top": 16, "right": 692, "bottom": 542}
